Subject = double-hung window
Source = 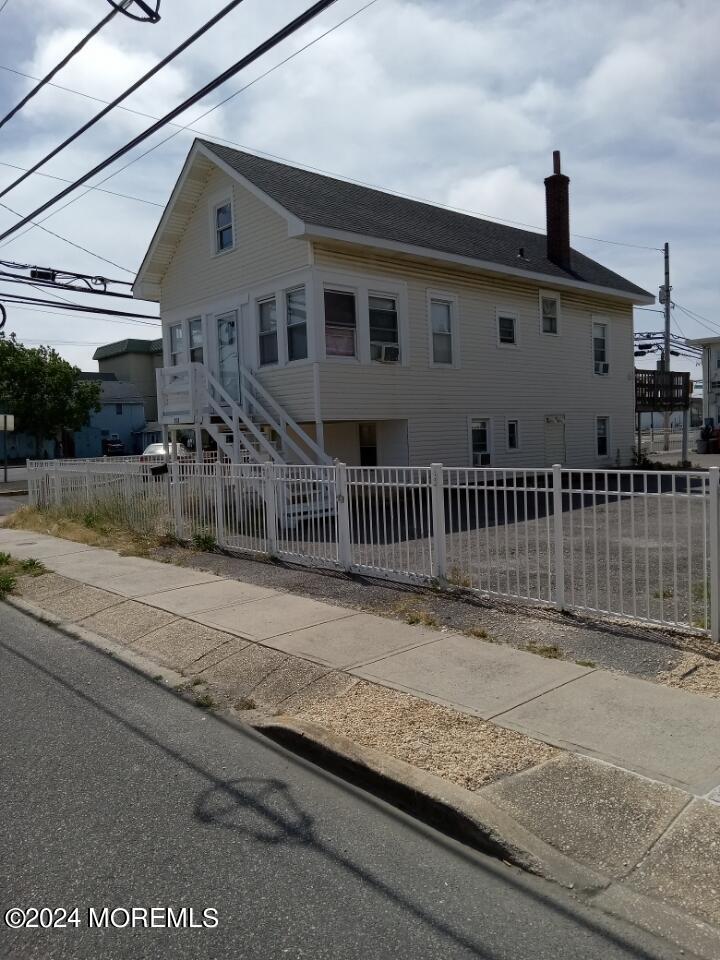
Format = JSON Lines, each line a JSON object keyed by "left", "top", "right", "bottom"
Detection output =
{"left": 324, "top": 290, "right": 357, "bottom": 357}
{"left": 169, "top": 323, "right": 184, "bottom": 366}
{"left": 596, "top": 416, "right": 609, "bottom": 457}
{"left": 593, "top": 321, "right": 609, "bottom": 374}
{"left": 188, "top": 318, "right": 203, "bottom": 363}
{"left": 470, "top": 418, "right": 491, "bottom": 466}
{"left": 286, "top": 287, "right": 307, "bottom": 362}
{"left": 369, "top": 295, "right": 400, "bottom": 362}
{"left": 430, "top": 298, "right": 453, "bottom": 364}
{"left": 498, "top": 312, "right": 517, "bottom": 346}
{"left": 214, "top": 201, "right": 233, "bottom": 253}
{"left": 258, "top": 298, "right": 278, "bottom": 366}
{"left": 540, "top": 294, "right": 559, "bottom": 334}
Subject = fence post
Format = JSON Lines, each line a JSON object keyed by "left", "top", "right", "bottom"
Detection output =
{"left": 430, "top": 463, "right": 447, "bottom": 581}
{"left": 170, "top": 459, "right": 183, "bottom": 540}
{"left": 552, "top": 463, "right": 566, "bottom": 610}
{"left": 709, "top": 467, "right": 720, "bottom": 642}
{"left": 84, "top": 461, "right": 92, "bottom": 506}
{"left": 52, "top": 463, "right": 61, "bottom": 507}
{"left": 263, "top": 461, "right": 278, "bottom": 557}
{"left": 335, "top": 462, "right": 352, "bottom": 571}
{"left": 214, "top": 459, "right": 225, "bottom": 547}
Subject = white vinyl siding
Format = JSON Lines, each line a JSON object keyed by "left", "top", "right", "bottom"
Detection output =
{"left": 160, "top": 167, "right": 311, "bottom": 313}
{"left": 312, "top": 242, "right": 635, "bottom": 468}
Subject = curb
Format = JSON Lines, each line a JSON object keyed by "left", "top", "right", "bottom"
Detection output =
{"left": 5, "top": 590, "right": 720, "bottom": 959}
{"left": 251, "top": 715, "right": 720, "bottom": 960}
{"left": 250, "top": 714, "right": 604, "bottom": 890}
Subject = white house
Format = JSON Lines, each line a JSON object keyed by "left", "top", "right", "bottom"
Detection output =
{"left": 689, "top": 337, "right": 720, "bottom": 425}
{"left": 133, "top": 141, "right": 653, "bottom": 468}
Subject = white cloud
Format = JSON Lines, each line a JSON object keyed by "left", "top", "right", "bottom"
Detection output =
{"left": 0, "top": 0, "right": 716, "bottom": 375}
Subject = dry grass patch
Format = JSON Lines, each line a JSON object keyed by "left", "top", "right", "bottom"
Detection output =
{"left": 4, "top": 505, "right": 169, "bottom": 557}
{"left": 297, "top": 680, "right": 555, "bottom": 791}
{"left": 658, "top": 654, "right": 720, "bottom": 699}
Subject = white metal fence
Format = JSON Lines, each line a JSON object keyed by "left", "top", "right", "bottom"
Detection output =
{"left": 27, "top": 458, "right": 719, "bottom": 641}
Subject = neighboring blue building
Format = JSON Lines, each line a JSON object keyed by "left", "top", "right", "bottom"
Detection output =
{"left": 71, "top": 373, "right": 146, "bottom": 457}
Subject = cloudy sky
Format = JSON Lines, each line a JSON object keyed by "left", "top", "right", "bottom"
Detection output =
{"left": 0, "top": 0, "right": 717, "bottom": 379}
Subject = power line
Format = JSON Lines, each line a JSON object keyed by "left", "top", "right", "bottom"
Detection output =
{"left": 0, "top": 0, "right": 342, "bottom": 244}
{"left": 3, "top": 302, "right": 160, "bottom": 328}
{"left": 0, "top": 0, "right": 662, "bottom": 257}
{"left": 0, "top": 0, "right": 249, "bottom": 201}
{"left": 674, "top": 302, "right": 720, "bottom": 336}
{"left": 0, "top": 200, "right": 134, "bottom": 272}
{"left": 0, "top": 272, "right": 138, "bottom": 300}
{"left": 0, "top": 161, "right": 163, "bottom": 207}
{"left": 0, "top": 0, "right": 378, "bottom": 255}
{"left": 0, "top": 6, "right": 119, "bottom": 131}
{"left": 0, "top": 291, "right": 159, "bottom": 322}
{"left": 0, "top": 0, "right": 13, "bottom": 17}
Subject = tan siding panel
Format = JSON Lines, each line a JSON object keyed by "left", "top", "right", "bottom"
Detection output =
{"left": 160, "top": 168, "right": 310, "bottom": 312}
{"left": 313, "top": 242, "right": 635, "bottom": 468}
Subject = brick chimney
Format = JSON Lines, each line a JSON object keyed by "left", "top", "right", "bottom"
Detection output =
{"left": 544, "top": 150, "right": 571, "bottom": 271}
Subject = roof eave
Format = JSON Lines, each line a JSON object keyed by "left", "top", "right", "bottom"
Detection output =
{"left": 297, "top": 224, "right": 655, "bottom": 305}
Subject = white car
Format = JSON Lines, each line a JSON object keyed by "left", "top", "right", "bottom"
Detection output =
{"left": 140, "top": 442, "right": 192, "bottom": 461}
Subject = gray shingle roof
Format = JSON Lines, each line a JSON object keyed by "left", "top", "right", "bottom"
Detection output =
{"left": 201, "top": 140, "right": 651, "bottom": 299}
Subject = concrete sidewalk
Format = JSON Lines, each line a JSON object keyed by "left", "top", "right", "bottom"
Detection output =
{"left": 5, "top": 526, "right": 720, "bottom": 953}
{"left": 3, "top": 525, "right": 720, "bottom": 797}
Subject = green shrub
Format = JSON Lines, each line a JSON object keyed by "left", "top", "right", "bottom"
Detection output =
{"left": 192, "top": 530, "right": 217, "bottom": 552}
{"left": 0, "top": 552, "right": 11, "bottom": 566}
{"left": 0, "top": 572, "right": 16, "bottom": 595}
{"left": 20, "top": 558, "right": 46, "bottom": 576}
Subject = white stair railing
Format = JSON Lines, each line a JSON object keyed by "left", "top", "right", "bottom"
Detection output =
{"left": 238, "top": 364, "right": 331, "bottom": 466}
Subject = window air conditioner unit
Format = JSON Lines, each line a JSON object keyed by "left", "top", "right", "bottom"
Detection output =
{"left": 373, "top": 343, "right": 400, "bottom": 362}
{"left": 473, "top": 453, "right": 491, "bottom": 467}
{"left": 595, "top": 361, "right": 609, "bottom": 375}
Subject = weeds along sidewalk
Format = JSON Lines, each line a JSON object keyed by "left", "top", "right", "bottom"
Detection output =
{"left": 3, "top": 525, "right": 720, "bottom": 955}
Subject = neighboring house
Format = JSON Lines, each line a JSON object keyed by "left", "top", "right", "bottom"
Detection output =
{"left": 72, "top": 373, "right": 147, "bottom": 457}
{"left": 133, "top": 140, "right": 653, "bottom": 468}
{"left": 690, "top": 337, "right": 720, "bottom": 425}
{"left": 93, "top": 337, "right": 163, "bottom": 421}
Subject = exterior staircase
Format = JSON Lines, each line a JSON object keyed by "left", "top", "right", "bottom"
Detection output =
{"left": 156, "top": 362, "right": 331, "bottom": 467}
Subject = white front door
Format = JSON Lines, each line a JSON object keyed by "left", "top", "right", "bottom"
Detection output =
{"left": 216, "top": 310, "right": 240, "bottom": 402}
{"left": 544, "top": 414, "right": 566, "bottom": 465}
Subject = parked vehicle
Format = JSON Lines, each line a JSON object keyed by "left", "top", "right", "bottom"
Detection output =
{"left": 101, "top": 435, "right": 125, "bottom": 456}
{"left": 140, "top": 441, "right": 191, "bottom": 462}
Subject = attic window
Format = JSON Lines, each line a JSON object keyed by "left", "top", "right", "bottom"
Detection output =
{"left": 214, "top": 201, "right": 234, "bottom": 253}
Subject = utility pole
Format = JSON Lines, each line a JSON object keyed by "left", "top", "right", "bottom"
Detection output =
{"left": 660, "top": 242, "right": 672, "bottom": 452}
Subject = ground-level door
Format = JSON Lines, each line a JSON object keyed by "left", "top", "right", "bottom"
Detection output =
{"left": 544, "top": 414, "right": 566, "bottom": 465}
{"left": 216, "top": 310, "right": 241, "bottom": 403}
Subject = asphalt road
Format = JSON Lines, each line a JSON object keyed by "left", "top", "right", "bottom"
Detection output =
{"left": 0, "top": 605, "right": 681, "bottom": 960}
